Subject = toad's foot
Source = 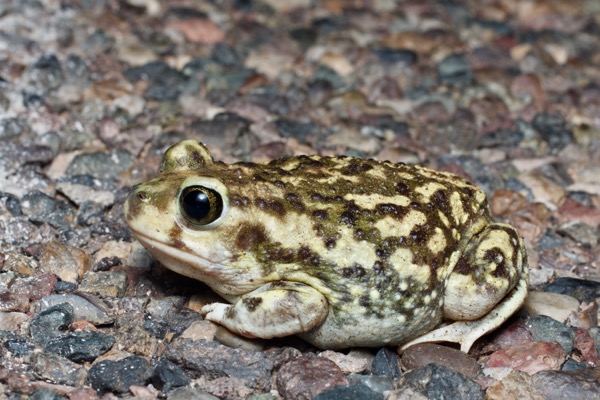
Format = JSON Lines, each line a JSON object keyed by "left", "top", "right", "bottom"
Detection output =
{"left": 400, "top": 223, "right": 528, "bottom": 353}
{"left": 399, "top": 272, "right": 528, "bottom": 353}
{"left": 201, "top": 281, "right": 328, "bottom": 339}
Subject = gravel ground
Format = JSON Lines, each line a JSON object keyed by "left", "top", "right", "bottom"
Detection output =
{"left": 1, "top": 0, "right": 600, "bottom": 399}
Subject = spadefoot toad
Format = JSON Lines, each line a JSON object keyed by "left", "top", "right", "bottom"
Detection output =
{"left": 125, "top": 140, "right": 528, "bottom": 352}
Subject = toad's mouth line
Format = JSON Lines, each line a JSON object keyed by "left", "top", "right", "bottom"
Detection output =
{"left": 129, "top": 227, "right": 231, "bottom": 279}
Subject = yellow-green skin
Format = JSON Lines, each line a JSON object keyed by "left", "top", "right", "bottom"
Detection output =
{"left": 125, "top": 140, "right": 528, "bottom": 351}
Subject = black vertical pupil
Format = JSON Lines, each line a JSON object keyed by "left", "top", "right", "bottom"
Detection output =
{"left": 182, "top": 189, "right": 210, "bottom": 220}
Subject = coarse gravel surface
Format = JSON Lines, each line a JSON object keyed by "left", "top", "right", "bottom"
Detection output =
{"left": 1, "top": 1, "right": 600, "bottom": 399}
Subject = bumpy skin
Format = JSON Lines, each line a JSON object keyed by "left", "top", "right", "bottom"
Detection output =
{"left": 125, "top": 140, "right": 528, "bottom": 351}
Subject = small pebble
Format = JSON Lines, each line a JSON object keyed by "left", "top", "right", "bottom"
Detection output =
{"left": 29, "top": 302, "right": 73, "bottom": 344}
{"left": 346, "top": 373, "right": 393, "bottom": 393}
{"left": 486, "top": 341, "right": 566, "bottom": 375}
{"left": 44, "top": 330, "right": 115, "bottom": 362}
{"left": 20, "top": 191, "right": 76, "bottom": 231}
{"left": 557, "top": 221, "right": 598, "bottom": 248}
{"left": 37, "top": 293, "right": 113, "bottom": 325}
{"left": 78, "top": 271, "right": 128, "bottom": 297}
{"left": 370, "top": 347, "right": 401, "bottom": 378}
{"left": 66, "top": 150, "right": 134, "bottom": 181}
{"left": 393, "top": 363, "right": 483, "bottom": 400}
{"left": 526, "top": 308, "right": 576, "bottom": 356}
{"left": 437, "top": 54, "right": 472, "bottom": 86}
{"left": 87, "top": 355, "right": 151, "bottom": 393}
{"left": 165, "top": 338, "right": 272, "bottom": 390}
{"left": 485, "top": 370, "right": 546, "bottom": 400}
{"left": 30, "top": 352, "right": 86, "bottom": 386}
{"left": 531, "top": 368, "right": 600, "bottom": 399}
{"left": 401, "top": 343, "right": 480, "bottom": 379}
{"left": 39, "top": 241, "right": 91, "bottom": 283}
{"left": 276, "top": 355, "right": 347, "bottom": 400}
{"left": 150, "top": 358, "right": 191, "bottom": 392}
{"left": 522, "top": 291, "right": 580, "bottom": 323}
{"left": 319, "top": 350, "right": 372, "bottom": 374}
{"left": 544, "top": 277, "right": 600, "bottom": 303}
{"left": 532, "top": 112, "right": 575, "bottom": 153}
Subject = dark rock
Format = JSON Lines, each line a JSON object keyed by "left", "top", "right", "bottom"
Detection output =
{"left": 370, "top": 347, "right": 401, "bottom": 378}
{"left": 124, "top": 60, "right": 171, "bottom": 82}
{"left": 29, "top": 54, "right": 64, "bottom": 90}
{"left": 211, "top": 43, "right": 243, "bottom": 67}
{"left": 479, "top": 128, "right": 524, "bottom": 148}
{"left": 3, "top": 335, "right": 35, "bottom": 357}
{"left": 0, "top": 117, "right": 27, "bottom": 139}
{"left": 244, "top": 89, "right": 292, "bottom": 116}
{"left": 183, "top": 57, "right": 211, "bottom": 76}
{"left": 31, "top": 352, "right": 86, "bottom": 386}
{"left": 29, "top": 389, "right": 66, "bottom": 400}
{"left": 290, "top": 27, "right": 318, "bottom": 50}
{"left": 527, "top": 315, "right": 574, "bottom": 354}
{"left": 189, "top": 112, "right": 251, "bottom": 149}
{"left": 437, "top": 54, "right": 472, "bottom": 86}
{"left": 1, "top": 192, "right": 22, "bottom": 216}
{"left": 145, "top": 31, "right": 175, "bottom": 56}
{"left": 532, "top": 368, "right": 600, "bottom": 400}
{"left": 165, "top": 338, "right": 272, "bottom": 390}
{"left": 54, "top": 281, "right": 77, "bottom": 294}
{"left": 29, "top": 303, "right": 74, "bottom": 344}
{"left": 532, "top": 112, "right": 575, "bottom": 153}
{"left": 82, "top": 30, "right": 115, "bottom": 54}
{"left": 372, "top": 48, "right": 417, "bottom": 65}
{"left": 276, "top": 354, "right": 347, "bottom": 400}
{"left": 44, "top": 330, "right": 115, "bottom": 362}
{"left": 143, "top": 314, "right": 169, "bottom": 338}
{"left": 124, "top": 61, "right": 188, "bottom": 101}
{"left": 151, "top": 358, "right": 191, "bottom": 392}
{"left": 347, "top": 374, "right": 393, "bottom": 394}
{"left": 544, "top": 277, "right": 600, "bottom": 303}
{"left": 166, "top": 307, "right": 203, "bottom": 335}
{"left": 312, "top": 65, "right": 345, "bottom": 89}
{"left": 314, "top": 384, "right": 384, "bottom": 400}
{"left": 21, "top": 191, "right": 76, "bottom": 230}
{"left": 467, "top": 18, "right": 512, "bottom": 35}
{"left": 395, "top": 363, "right": 484, "bottom": 400}
{"left": 274, "top": 118, "right": 322, "bottom": 143}
{"left": 66, "top": 150, "right": 134, "bottom": 181}
{"left": 64, "top": 54, "right": 89, "bottom": 83}
{"left": 538, "top": 230, "right": 567, "bottom": 250}
{"left": 76, "top": 201, "right": 105, "bottom": 227}
{"left": 561, "top": 359, "right": 586, "bottom": 371}
{"left": 538, "top": 163, "right": 574, "bottom": 187}
{"left": 567, "top": 191, "right": 595, "bottom": 207}
{"left": 23, "top": 91, "right": 47, "bottom": 108}
{"left": 557, "top": 221, "right": 598, "bottom": 248}
{"left": 88, "top": 355, "right": 151, "bottom": 393}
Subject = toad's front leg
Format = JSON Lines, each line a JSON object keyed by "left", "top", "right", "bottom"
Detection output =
{"left": 401, "top": 222, "right": 528, "bottom": 353}
{"left": 201, "top": 281, "right": 328, "bottom": 339}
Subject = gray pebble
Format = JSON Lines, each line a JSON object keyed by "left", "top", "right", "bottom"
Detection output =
{"left": 528, "top": 314, "right": 574, "bottom": 354}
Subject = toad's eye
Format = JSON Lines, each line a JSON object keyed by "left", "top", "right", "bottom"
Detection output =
{"left": 179, "top": 185, "right": 223, "bottom": 225}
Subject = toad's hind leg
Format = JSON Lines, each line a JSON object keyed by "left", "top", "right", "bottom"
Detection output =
{"left": 400, "top": 223, "right": 528, "bottom": 353}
